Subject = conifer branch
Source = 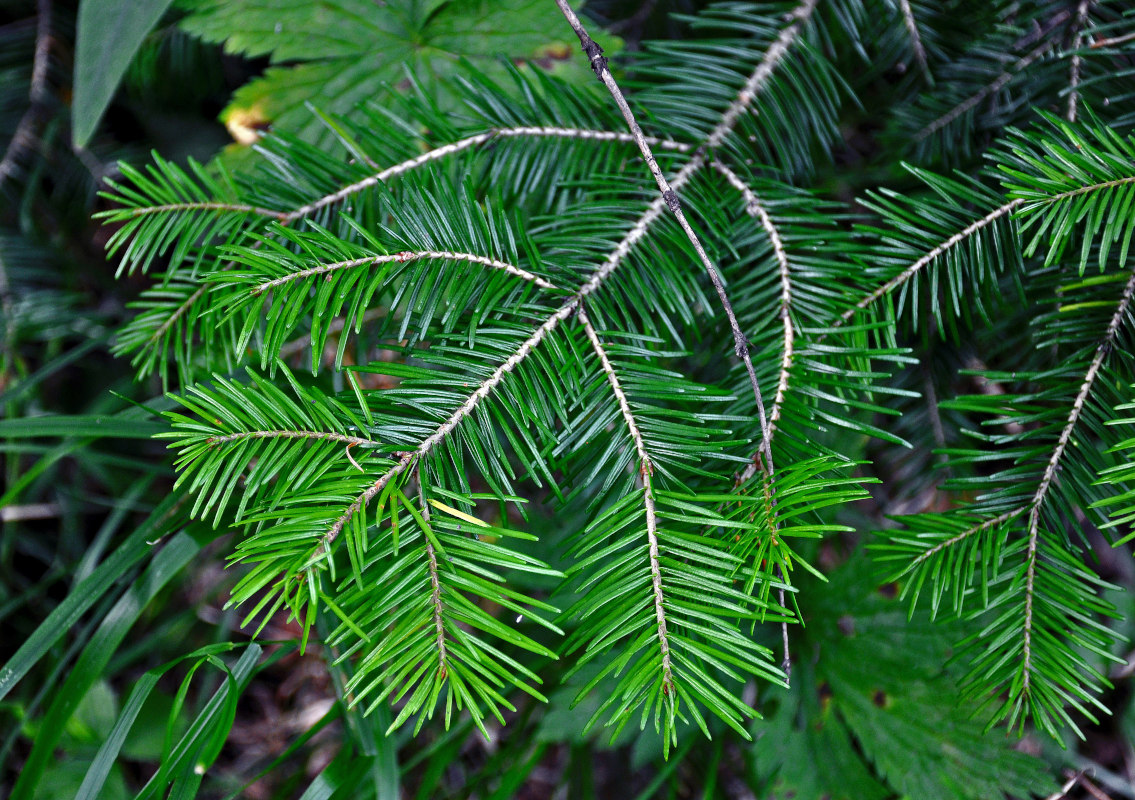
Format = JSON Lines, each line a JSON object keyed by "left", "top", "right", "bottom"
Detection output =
{"left": 417, "top": 475, "right": 449, "bottom": 680}
{"left": 1089, "top": 30, "right": 1135, "bottom": 49}
{"left": 1021, "top": 264, "right": 1135, "bottom": 692}
{"left": 552, "top": 0, "right": 816, "bottom": 682}
{"left": 712, "top": 161, "right": 794, "bottom": 436}
{"left": 578, "top": 308, "right": 673, "bottom": 694}
{"left": 913, "top": 39, "right": 1056, "bottom": 142}
{"left": 704, "top": 0, "right": 819, "bottom": 150}
{"left": 114, "top": 128, "right": 690, "bottom": 227}
{"left": 284, "top": 127, "right": 690, "bottom": 221}
{"left": 1066, "top": 0, "right": 1092, "bottom": 122}
{"left": 897, "top": 0, "right": 932, "bottom": 84}
{"left": 0, "top": 0, "right": 52, "bottom": 189}
{"left": 556, "top": 0, "right": 814, "bottom": 479}
{"left": 837, "top": 199, "right": 1025, "bottom": 326}
{"left": 705, "top": 165, "right": 794, "bottom": 679}
{"left": 907, "top": 507, "right": 1027, "bottom": 570}
{"left": 248, "top": 250, "right": 558, "bottom": 295}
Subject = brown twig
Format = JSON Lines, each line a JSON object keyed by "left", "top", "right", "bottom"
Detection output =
{"left": 0, "top": 0, "right": 52, "bottom": 189}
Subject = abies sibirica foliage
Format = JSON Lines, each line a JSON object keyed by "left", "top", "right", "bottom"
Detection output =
{"left": 97, "top": 0, "right": 1135, "bottom": 776}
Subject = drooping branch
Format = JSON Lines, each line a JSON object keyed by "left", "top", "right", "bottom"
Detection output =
{"left": 554, "top": 0, "right": 817, "bottom": 683}
{"left": 0, "top": 0, "right": 52, "bottom": 189}
{"left": 712, "top": 161, "right": 794, "bottom": 441}
{"left": 913, "top": 39, "right": 1056, "bottom": 142}
{"left": 1021, "top": 264, "right": 1135, "bottom": 693}
{"left": 578, "top": 308, "right": 673, "bottom": 694}
{"left": 556, "top": 0, "right": 814, "bottom": 479}
{"left": 897, "top": 0, "right": 932, "bottom": 84}
{"left": 1066, "top": 1, "right": 1092, "bottom": 122}
{"left": 417, "top": 474, "right": 449, "bottom": 680}
{"left": 248, "top": 250, "right": 559, "bottom": 296}
{"left": 836, "top": 199, "right": 1024, "bottom": 326}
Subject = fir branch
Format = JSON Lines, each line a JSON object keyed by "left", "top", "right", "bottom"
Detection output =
{"left": 1066, "top": 0, "right": 1092, "bottom": 123}
{"left": 711, "top": 161, "right": 794, "bottom": 438}
{"left": 837, "top": 199, "right": 1025, "bottom": 326}
{"left": 114, "top": 127, "right": 690, "bottom": 227}
{"left": 897, "top": 0, "right": 932, "bottom": 84}
{"left": 552, "top": 0, "right": 817, "bottom": 683}
{"left": 705, "top": 164, "right": 795, "bottom": 679}
{"left": 0, "top": 0, "right": 51, "bottom": 189}
{"left": 906, "top": 507, "right": 1026, "bottom": 571}
{"left": 1021, "top": 264, "right": 1135, "bottom": 693}
{"left": 417, "top": 475, "right": 449, "bottom": 681}
{"left": 913, "top": 39, "right": 1056, "bottom": 143}
{"left": 555, "top": 0, "right": 818, "bottom": 477}
{"left": 578, "top": 308, "right": 673, "bottom": 695}
{"left": 247, "top": 250, "right": 559, "bottom": 295}
{"left": 704, "top": 0, "right": 820, "bottom": 150}
{"left": 284, "top": 126, "right": 691, "bottom": 221}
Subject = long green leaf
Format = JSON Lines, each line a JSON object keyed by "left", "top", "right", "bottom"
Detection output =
{"left": 73, "top": 0, "right": 176, "bottom": 147}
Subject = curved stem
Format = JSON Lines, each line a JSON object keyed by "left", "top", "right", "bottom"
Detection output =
{"left": 1021, "top": 264, "right": 1135, "bottom": 692}
{"left": 579, "top": 308, "right": 673, "bottom": 694}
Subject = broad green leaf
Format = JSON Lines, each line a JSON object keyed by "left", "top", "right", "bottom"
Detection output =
{"left": 73, "top": 0, "right": 177, "bottom": 147}
{"left": 755, "top": 554, "right": 1055, "bottom": 800}
{"left": 177, "top": 0, "right": 614, "bottom": 148}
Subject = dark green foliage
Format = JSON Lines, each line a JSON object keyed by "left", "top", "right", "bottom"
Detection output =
{"left": 7, "top": 0, "right": 1135, "bottom": 797}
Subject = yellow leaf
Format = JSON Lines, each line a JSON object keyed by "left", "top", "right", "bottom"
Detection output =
{"left": 428, "top": 499, "right": 489, "bottom": 528}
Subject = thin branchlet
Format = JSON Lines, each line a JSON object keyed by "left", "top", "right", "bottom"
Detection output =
{"left": 712, "top": 161, "right": 794, "bottom": 446}
{"left": 1067, "top": 1, "right": 1092, "bottom": 122}
{"left": 248, "top": 250, "right": 558, "bottom": 295}
{"left": 914, "top": 39, "right": 1056, "bottom": 142}
{"left": 579, "top": 308, "right": 673, "bottom": 695}
{"left": 417, "top": 474, "right": 448, "bottom": 680}
{"left": 1021, "top": 265, "right": 1135, "bottom": 693}
{"left": 905, "top": 507, "right": 1027, "bottom": 571}
{"left": 838, "top": 175, "right": 1135, "bottom": 327}
{"left": 284, "top": 127, "right": 690, "bottom": 221}
{"left": 553, "top": 1, "right": 812, "bottom": 685}
{"left": 898, "top": 0, "right": 932, "bottom": 84}
{"left": 836, "top": 199, "right": 1025, "bottom": 327}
